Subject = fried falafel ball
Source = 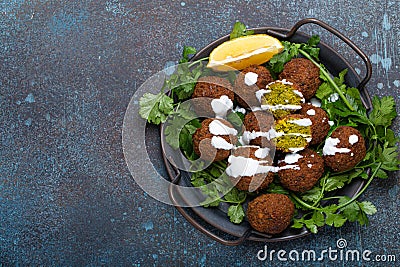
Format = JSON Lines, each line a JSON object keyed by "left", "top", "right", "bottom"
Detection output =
{"left": 191, "top": 76, "right": 235, "bottom": 117}
{"left": 192, "top": 118, "right": 238, "bottom": 162}
{"left": 279, "top": 58, "right": 321, "bottom": 100}
{"left": 278, "top": 149, "right": 325, "bottom": 192}
{"left": 273, "top": 114, "right": 312, "bottom": 153}
{"left": 233, "top": 65, "right": 274, "bottom": 108}
{"left": 242, "top": 110, "right": 275, "bottom": 147}
{"left": 323, "top": 126, "right": 366, "bottom": 172}
{"left": 259, "top": 80, "right": 305, "bottom": 119}
{"left": 246, "top": 193, "right": 295, "bottom": 234}
{"left": 226, "top": 146, "right": 274, "bottom": 192}
{"left": 299, "top": 103, "right": 331, "bottom": 145}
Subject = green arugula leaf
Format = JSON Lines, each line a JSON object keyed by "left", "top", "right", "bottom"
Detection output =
{"left": 229, "top": 21, "right": 254, "bottom": 40}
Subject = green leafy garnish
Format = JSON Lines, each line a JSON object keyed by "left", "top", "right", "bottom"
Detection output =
{"left": 139, "top": 91, "right": 174, "bottom": 124}
{"left": 191, "top": 162, "right": 248, "bottom": 224}
{"left": 138, "top": 21, "right": 399, "bottom": 233}
{"left": 288, "top": 64, "right": 399, "bottom": 232}
{"left": 268, "top": 35, "right": 320, "bottom": 74}
{"left": 139, "top": 46, "right": 209, "bottom": 124}
{"left": 164, "top": 103, "right": 201, "bottom": 159}
{"left": 229, "top": 21, "right": 254, "bottom": 40}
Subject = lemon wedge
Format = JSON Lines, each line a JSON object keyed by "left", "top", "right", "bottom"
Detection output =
{"left": 207, "top": 34, "right": 284, "bottom": 71}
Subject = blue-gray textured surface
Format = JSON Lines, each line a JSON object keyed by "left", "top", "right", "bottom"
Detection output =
{"left": 1, "top": 0, "right": 399, "bottom": 266}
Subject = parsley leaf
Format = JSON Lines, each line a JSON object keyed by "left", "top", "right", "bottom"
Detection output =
{"left": 139, "top": 92, "right": 174, "bottom": 124}
{"left": 369, "top": 96, "right": 397, "bottom": 127}
{"left": 179, "top": 46, "right": 197, "bottom": 63}
{"left": 229, "top": 21, "right": 254, "bottom": 40}
{"left": 228, "top": 204, "right": 245, "bottom": 224}
{"left": 268, "top": 36, "right": 319, "bottom": 75}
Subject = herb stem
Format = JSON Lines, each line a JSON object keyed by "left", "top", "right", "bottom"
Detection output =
{"left": 337, "top": 162, "right": 382, "bottom": 210}
{"left": 188, "top": 57, "right": 209, "bottom": 68}
{"left": 298, "top": 49, "right": 355, "bottom": 111}
{"left": 291, "top": 193, "right": 321, "bottom": 211}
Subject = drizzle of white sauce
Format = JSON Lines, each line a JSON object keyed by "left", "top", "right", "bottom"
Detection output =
{"left": 328, "top": 121, "right": 335, "bottom": 126}
{"left": 306, "top": 109, "right": 316, "bottom": 116}
{"left": 283, "top": 153, "right": 303, "bottom": 164}
{"left": 289, "top": 118, "right": 313, "bottom": 127}
{"left": 211, "top": 95, "right": 233, "bottom": 118}
{"left": 226, "top": 155, "right": 300, "bottom": 178}
{"left": 328, "top": 93, "right": 339, "bottom": 103}
{"left": 293, "top": 90, "right": 304, "bottom": 98}
{"left": 254, "top": 147, "right": 270, "bottom": 159}
{"left": 260, "top": 104, "right": 302, "bottom": 111}
{"left": 323, "top": 137, "right": 351, "bottom": 155}
{"left": 348, "top": 134, "right": 359, "bottom": 145}
{"left": 244, "top": 72, "right": 258, "bottom": 86}
{"left": 255, "top": 89, "right": 270, "bottom": 103}
{"left": 208, "top": 119, "right": 238, "bottom": 136}
{"left": 310, "top": 97, "right": 321, "bottom": 107}
{"left": 240, "top": 129, "right": 282, "bottom": 145}
{"left": 226, "top": 156, "right": 274, "bottom": 177}
{"left": 211, "top": 136, "right": 233, "bottom": 150}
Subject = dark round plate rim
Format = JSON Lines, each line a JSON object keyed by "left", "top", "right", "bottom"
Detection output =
{"left": 161, "top": 26, "right": 368, "bottom": 242}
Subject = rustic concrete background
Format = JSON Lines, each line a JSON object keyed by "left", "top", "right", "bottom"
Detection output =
{"left": 1, "top": 0, "right": 399, "bottom": 266}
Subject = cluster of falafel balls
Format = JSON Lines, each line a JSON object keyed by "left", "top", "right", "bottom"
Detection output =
{"left": 190, "top": 58, "right": 366, "bottom": 235}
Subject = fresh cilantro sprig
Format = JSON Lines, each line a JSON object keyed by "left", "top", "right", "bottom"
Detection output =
{"left": 283, "top": 48, "right": 399, "bottom": 232}
{"left": 163, "top": 103, "right": 201, "bottom": 159}
{"left": 229, "top": 21, "right": 254, "bottom": 40}
{"left": 139, "top": 89, "right": 174, "bottom": 124}
{"left": 191, "top": 161, "right": 247, "bottom": 224}
{"left": 268, "top": 35, "right": 320, "bottom": 74}
{"left": 139, "top": 46, "right": 207, "bottom": 124}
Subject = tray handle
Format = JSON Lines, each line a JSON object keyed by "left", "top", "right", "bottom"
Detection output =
{"left": 266, "top": 18, "right": 372, "bottom": 109}
{"left": 163, "top": 155, "right": 253, "bottom": 246}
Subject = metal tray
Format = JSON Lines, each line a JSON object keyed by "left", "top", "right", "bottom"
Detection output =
{"left": 161, "top": 18, "right": 372, "bottom": 245}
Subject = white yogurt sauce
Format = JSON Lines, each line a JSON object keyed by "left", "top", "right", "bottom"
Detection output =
{"left": 226, "top": 155, "right": 301, "bottom": 178}
{"left": 240, "top": 128, "right": 282, "bottom": 145}
{"left": 306, "top": 109, "right": 316, "bottom": 116}
{"left": 283, "top": 153, "right": 303, "bottom": 164}
{"left": 260, "top": 104, "right": 302, "bottom": 111}
{"left": 289, "top": 118, "right": 313, "bottom": 127}
{"left": 310, "top": 97, "right": 321, "bottom": 107}
{"left": 211, "top": 95, "right": 233, "bottom": 118}
{"left": 328, "top": 93, "right": 339, "bottom": 103}
{"left": 254, "top": 147, "right": 270, "bottom": 159}
{"left": 226, "top": 156, "right": 274, "bottom": 178}
{"left": 255, "top": 89, "right": 270, "bottom": 103}
{"left": 348, "top": 134, "right": 359, "bottom": 145}
{"left": 244, "top": 72, "right": 258, "bottom": 86}
{"left": 211, "top": 136, "right": 233, "bottom": 150}
{"left": 323, "top": 137, "right": 351, "bottom": 155}
{"left": 208, "top": 119, "right": 238, "bottom": 136}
